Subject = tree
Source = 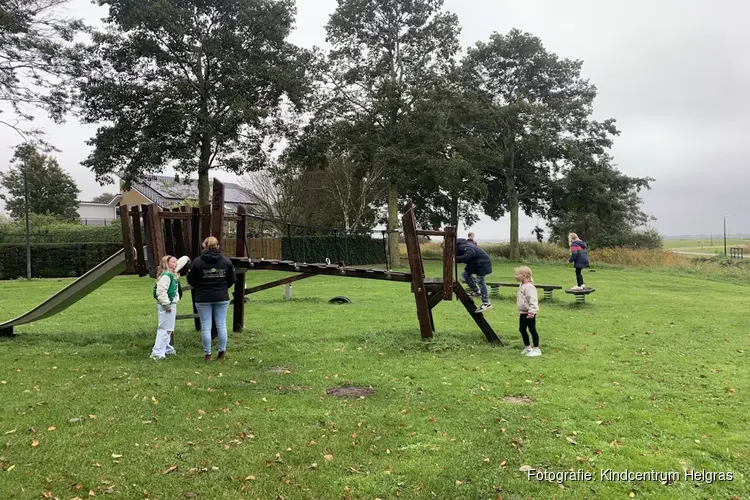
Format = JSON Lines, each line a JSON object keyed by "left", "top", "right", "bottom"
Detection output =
{"left": 1, "top": 0, "right": 82, "bottom": 140}
{"left": 546, "top": 153, "right": 657, "bottom": 248}
{"left": 462, "top": 29, "right": 604, "bottom": 260}
{"left": 71, "top": 0, "right": 311, "bottom": 207}
{"left": 0, "top": 143, "right": 80, "bottom": 220}
{"left": 400, "top": 79, "right": 487, "bottom": 229}
{"left": 319, "top": 0, "right": 461, "bottom": 263}
{"left": 90, "top": 192, "right": 117, "bottom": 204}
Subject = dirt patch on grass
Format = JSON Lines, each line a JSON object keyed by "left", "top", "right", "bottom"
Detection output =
{"left": 326, "top": 386, "right": 374, "bottom": 398}
{"left": 268, "top": 366, "right": 292, "bottom": 374}
{"left": 501, "top": 396, "right": 534, "bottom": 405}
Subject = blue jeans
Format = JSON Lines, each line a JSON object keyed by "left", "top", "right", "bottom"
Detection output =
{"left": 462, "top": 270, "right": 489, "bottom": 304}
{"left": 196, "top": 301, "right": 230, "bottom": 355}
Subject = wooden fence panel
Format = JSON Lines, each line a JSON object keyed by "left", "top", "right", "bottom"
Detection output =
{"left": 221, "top": 238, "right": 281, "bottom": 259}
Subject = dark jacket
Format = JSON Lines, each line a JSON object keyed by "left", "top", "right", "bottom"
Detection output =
{"left": 568, "top": 239, "right": 590, "bottom": 268}
{"left": 456, "top": 238, "right": 492, "bottom": 276}
{"left": 186, "top": 248, "right": 237, "bottom": 303}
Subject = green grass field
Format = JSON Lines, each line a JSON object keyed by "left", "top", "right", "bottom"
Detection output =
{"left": 663, "top": 238, "right": 750, "bottom": 254}
{"left": 1, "top": 261, "right": 748, "bottom": 499}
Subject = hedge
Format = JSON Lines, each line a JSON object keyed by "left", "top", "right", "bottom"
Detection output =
{"left": 281, "top": 235, "right": 387, "bottom": 266}
{"left": 0, "top": 222, "right": 125, "bottom": 244}
{"left": 0, "top": 243, "right": 123, "bottom": 279}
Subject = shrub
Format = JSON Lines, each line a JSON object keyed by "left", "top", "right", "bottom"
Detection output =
{"left": 401, "top": 242, "right": 570, "bottom": 262}
{"left": 0, "top": 217, "right": 124, "bottom": 244}
{"left": 282, "top": 235, "right": 386, "bottom": 266}
{"left": 589, "top": 228, "right": 663, "bottom": 249}
{"left": 0, "top": 243, "right": 124, "bottom": 279}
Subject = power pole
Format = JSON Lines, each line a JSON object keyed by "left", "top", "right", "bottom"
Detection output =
{"left": 24, "top": 152, "right": 31, "bottom": 280}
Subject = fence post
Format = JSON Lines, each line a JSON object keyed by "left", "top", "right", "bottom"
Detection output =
{"left": 233, "top": 205, "right": 248, "bottom": 332}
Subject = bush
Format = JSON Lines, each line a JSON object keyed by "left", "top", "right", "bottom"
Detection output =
{"left": 281, "top": 235, "right": 386, "bottom": 266}
{"left": 0, "top": 243, "right": 123, "bottom": 279}
{"left": 0, "top": 217, "right": 124, "bottom": 244}
{"left": 589, "top": 228, "right": 662, "bottom": 249}
{"left": 403, "top": 242, "right": 569, "bottom": 262}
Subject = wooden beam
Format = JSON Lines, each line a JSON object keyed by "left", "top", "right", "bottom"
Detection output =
{"left": 402, "top": 201, "right": 433, "bottom": 339}
{"left": 210, "top": 178, "right": 224, "bottom": 239}
{"left": 244, "top": 273, "right": 315, "bottom": 295}
{"left": 427, "top": 290, "right": 443, "bottom": 310}
{"left": 173, "top": 210, "right": 186, "bottom": 257}
{"left": 119, "top": 204, "right": 136, "bottom": 274}
{"left": 180, "top": 206, "right": 191, "bottom": 257}
{"left": 416, "top": 229, "right": 446, "bottom": 237}
{"left": 130, "top": 206, "right": 147, "bottom": 276}
{"left": 443, "top": 226, "right": 456, "bottom": 300}
{"left": 232, "top": 259, "right": 412, "bottom": 283}
{"left": 233, "top": 204, "right": 247, "bottom": 332}
{"left": 453, "top": 283, "right": 501, "bottom": 344}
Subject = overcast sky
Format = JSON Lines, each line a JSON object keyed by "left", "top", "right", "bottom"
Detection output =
{"left": 1, "top": 0, "right": 748, "bottom": 239}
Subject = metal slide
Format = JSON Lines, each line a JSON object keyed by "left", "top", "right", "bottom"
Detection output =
{"left": 0, "top": 249, "right": 127, "bottom": 335}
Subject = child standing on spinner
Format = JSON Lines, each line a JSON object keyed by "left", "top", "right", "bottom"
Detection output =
{"left": 515, "top": 266, "right": 541, "bottom": 357}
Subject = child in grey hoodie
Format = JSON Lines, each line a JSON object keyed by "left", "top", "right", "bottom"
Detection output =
{"left": 515, "top": 266, "right": 541, "bottom": 357}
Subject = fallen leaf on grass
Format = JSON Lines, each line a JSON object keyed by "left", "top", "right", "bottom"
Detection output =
{"left": 324, "top": 454, "right": 333, "bottom": 461}
{"left": 610, "top": 440, "right": 621, "bottom": 448}
{"left": 309, "top": 463, "right": 317, "bottom": 469}
{"left": 455, "top": 480, "right": 462, "bottom": 486}
{"left": 483, "top": 458, "right": 491, "bottom": 463}
{"left": 88, "top": 415, "right": 97, "bottom": 420}
{"left": 307, "top": 440, "right": 316, "bottom": 447}
{"left": 4, "top": 429, "right": 16, "bottom": 435}
{"left": 519, "top": 465, "right": 532, "bottom": 472}
{"left": 164, "top": 465, "right": 178, "bottom": 474}
{"left": 47, "top": 426, "right": 56, "bottom": 431}
{"left": 111, "top": 453, "right": 123, "bottom": 459}
{"left": 244, "top": 475, "right": 256, "bottom": 481}
{"left": 31, "top": 440, "right": 39, "bottom": 447}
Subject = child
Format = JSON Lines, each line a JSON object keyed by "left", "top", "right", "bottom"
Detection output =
{"left": 467, "top": 232, "right": 478, "bottom": 246}
{"left": 456, "top": 238, "right": 493, "bottom": 313}
{"left": 150, "top": 255, "right": 187, "bottom": 359}
{"left": 515, "top": 266, "right": 541, "bottom": 357}
{"left": 568, "top": 232, "right": 590, "bottom": 290}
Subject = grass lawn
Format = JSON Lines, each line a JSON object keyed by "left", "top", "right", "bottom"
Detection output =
{"left": 663, "top": 238, "right": 750, "bottom": 253}
{"left": 0, "top": 261, "right": 748, "bottom": 499}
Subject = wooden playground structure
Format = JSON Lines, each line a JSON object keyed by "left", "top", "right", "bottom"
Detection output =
{"left": 119, "top": 179, "right": 501, "bottom": 344}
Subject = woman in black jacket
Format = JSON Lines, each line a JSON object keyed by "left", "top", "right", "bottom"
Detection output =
{"left": 186, "top": 236, "right": 237, "bottom": 361}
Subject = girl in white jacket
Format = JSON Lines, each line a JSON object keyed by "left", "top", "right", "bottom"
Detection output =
{"left": 150, "top": 255, "right": 188, "bottom": 359}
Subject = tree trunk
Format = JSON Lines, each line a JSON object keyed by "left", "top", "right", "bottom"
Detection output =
{"left": 509, "top": 182, "right": 520, "bottom": 261}
{"left": 198, "top": 138, "right": 212, "bottom": 207}
{"left": 387, "top": 182, "right": 400, "bottom": 268}
{"left": 450, "top": 194, "right": 459, "bottom": 229}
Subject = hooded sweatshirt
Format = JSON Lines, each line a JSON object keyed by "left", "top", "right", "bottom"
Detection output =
{"left": 456, "top": 238, "right": 492, "bottom": 276}
{"left": 186, "top": 248, "right": 237, "bottom": 303}
{"left": 568, "top": 239, "right": 590, "bottom": 269}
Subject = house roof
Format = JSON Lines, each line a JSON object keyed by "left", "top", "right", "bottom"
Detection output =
{"left": 79, "top": 194, "right": 122, "bottom": 206}
{"left": 120, "top": 174, "right": 257, "bottom": 213}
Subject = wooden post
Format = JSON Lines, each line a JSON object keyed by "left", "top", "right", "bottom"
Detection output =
{"left": 442, "top": 226, "right": 455, "bottom": 300}
{"left": 402, "top": 201, "right": 433, "bottom": 339}
{"left": 173, "top": 210, "right": 186, "bottom": 257}
{"left": 119, "top": 204, "right": 136, "bottom": 275}
{"left": 190, "top": 207, "right": 201, "bottom": 331}
{"left": 179, "top": 206, "right": 191, "bottom": 257}
{"left": 200, "top": 205, "right": 211, "bottom": 242}
{"left": 163, "top": 209, "right": 175, "bottom": 256}
{"left": 131, "top": 206, "right": 147, "bottom": 276}
{"left": 146, "top": 203, "right": 166, "bottom": 269}
{"left": 141, "top": 204, "right": 155, "bottom": 277}
{"left": 211, "top": 178, "right": 225, "bottom": 239}
{"left": 233, "top": 205, "right": 247, "bottom": 332}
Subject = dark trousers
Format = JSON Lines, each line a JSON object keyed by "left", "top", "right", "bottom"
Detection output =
{"left": 575, "top": 268, "right": 584, "bottom": 287}
{"left": 519, "top": 313, "right": 539, "bottom": 347}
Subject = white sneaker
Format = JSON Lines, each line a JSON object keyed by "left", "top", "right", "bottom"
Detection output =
{"left": 165, "top": 347, "right": 177, "bottom": 355}
{"left": 521, "top": 346, "right": 532, "bottom": 355}
{"left": 150, "top": 355, "right": 166, "bottom": 360}
{"left": 475, "top": 303, "right": 493, "bottom": 314}
{"left": 526, "top": 348, "right": 542, "bottom": 357}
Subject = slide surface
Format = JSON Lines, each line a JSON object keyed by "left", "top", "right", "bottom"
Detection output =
{"left": 0, "top": 249, "right": 126, "bottom": 332}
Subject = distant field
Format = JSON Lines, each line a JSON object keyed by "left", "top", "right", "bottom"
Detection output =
{"left": 663, "top": 238, "right": 750, "bottom": 254}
